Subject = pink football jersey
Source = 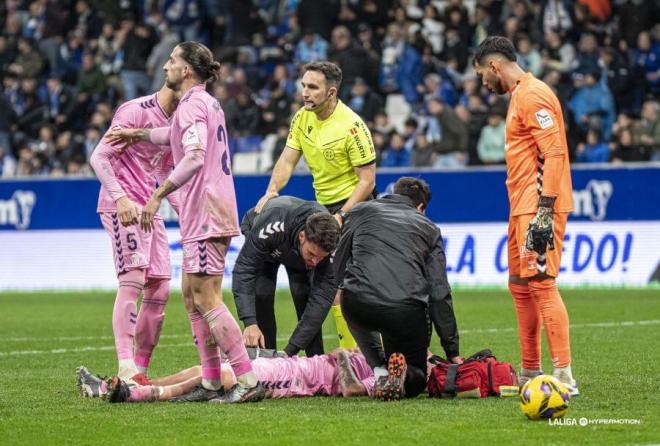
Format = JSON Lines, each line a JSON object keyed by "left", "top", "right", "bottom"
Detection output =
{"left": 168, "top": 84, "right": 239, "bottom": 242}
{"left": 95, "top": 93, "right": 174, "bottom": 214}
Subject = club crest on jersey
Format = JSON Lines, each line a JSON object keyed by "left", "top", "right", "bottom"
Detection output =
{"left": 307, "top": 125, "right": 313, "bottom": 135}
{"left": 183, "top": 126, "right": 200, "bottom": 145}
{"left": 323, "top": 149, "right": 335, "bottom": 160}
{"left": 535, "top": 109, "right": 554, "bottom": 129}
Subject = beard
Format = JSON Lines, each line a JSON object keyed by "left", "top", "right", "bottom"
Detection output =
{"left": 494, "top": 78, "right": 507, "bottom": 95}
{"left": 165, "top": 75, "right": 181, "bottom": 91}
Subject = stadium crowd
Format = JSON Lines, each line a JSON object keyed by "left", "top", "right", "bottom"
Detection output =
{"left": 0, "top": 0, "right": 658, "bottom": 178}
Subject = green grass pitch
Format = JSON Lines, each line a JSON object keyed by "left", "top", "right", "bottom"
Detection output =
{"left": 0, "top": 289, "right": 658, "bottom": 445}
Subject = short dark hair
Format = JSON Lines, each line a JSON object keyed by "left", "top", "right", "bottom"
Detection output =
{"left": 303, "top": 61, "right": 343, "bottom": 88}
{"left": 178, "top": 41, "right": 221, "bottom": 83}
{"left": 472, "top": 36, "right": 517, "bottom": 67}
{"left": 304, "top": 212, "right": 341, "bottom": 253}
{"left": 393, "top": 177, "right": 432, "bottom": 210}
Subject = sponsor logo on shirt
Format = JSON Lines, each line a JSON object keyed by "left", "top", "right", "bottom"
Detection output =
{"left": 535, "top": 109, "right": 554, "bottom": 129}
{"left": 183, "top": 126, "right": 200, "bottom": 146}
{"left": 350, "top": 126, "right": 366, "bottom": 158}
{"left": 323, "top": 149, "right": 335, "bottom": 160}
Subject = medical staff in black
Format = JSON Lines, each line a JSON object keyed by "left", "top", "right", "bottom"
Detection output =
{"left": 334, "top": 177, "right": 461, "bottom": 400}
{"left": 233, "top": 196, "right": 341, "bottom": 357}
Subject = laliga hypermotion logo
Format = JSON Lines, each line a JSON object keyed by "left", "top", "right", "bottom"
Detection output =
{"left": 572, "top": 180, "right": 612, "bottom": 221}
{"left": 0, "top": 190, "right": 37, "bottom": 229}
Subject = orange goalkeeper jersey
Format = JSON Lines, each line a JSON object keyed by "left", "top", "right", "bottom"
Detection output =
{"left": 504, "top": 72, "right": 573, "bottom": 216}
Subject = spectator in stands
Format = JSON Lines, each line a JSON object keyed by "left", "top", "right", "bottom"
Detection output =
{"left": 477, "top": 108, "right": 506, "bottom": 164}
{"left": 297, "top": 0, "right": 340, "bottom": 42}
{"left": 329, "top": 25, "right": 379, "bottom": 97}
{"left": 542, "top": 30, "right": 576, "bottom": 75}
{"left": 347, "top": 77, "right": 383, "bottom": 126}
{"left": 146, "top": 24, "right": 180, "bottom": 92}
{"left": 442, "top": 27, "right": 469, "bottom": 73}
{"left": 576, "top": 128, "right": 610, "bottom": 163}
{"left": 568, "top": 67, "right": 615, "bottom": 141}
{"left": 16, "top": 77, "right": 47, "bottom": 134}
{"left": 380, "top": 132, "right": 410, "bottom": 168}
{"left": 30, "top": 124, "right": 56, "bottom": 156}
{"left": 96, "top": 23, "right": 123, "bottom": 77}
{"left": 0, "top": 35, "right": 16, "bottom": 74}
{"left": 119, "top": 17, "right": 157, "bottom": 100}
{"left": 411, "top": 133, "right": 436, "bottom": 167}
{"left": 600, "top": 46, "right": 635, "bottom": 114}
{"left": 633, "top": 100, "right": 660, "bottom": 161}
{"left": 0, "top": 92, "right": 15, "bottom": 156}
{"left": 160, "top": 0, "right": 203, "bottom": 41}
{"left": 516, "top": 34, "right": 542, "bottom": 77}
{"left": 356, "top": 22, "right": 381, "bottom": 61}
{"left": 541, "top": 0, "right": 574, "bottom": 38}
{"left": 611, "top": 127, "right": 647, "bottom": 163}
{"left": 233, "top": 90, "right": 260, "bottom": 137}
{"left": 419, "top": 72, "right": 457, "bottom": 108}
{"left": 427, "top": 98, "right": 468, "bottom": 168}
{"left": 0, "top": 142, "right": 16, "bottom": 177}
{"left": 9, "top": 37, "right": 44, "bottom": 79}
{"left": 42, "top": 75, "right": 74, "bottom": 130}
{"left": 295, "top": 29, "right": 328, "bottom": 64}
{"left": 76, "top": 52, "right": 106, "bottom": 105}
{"left": 573, "top": 32, "right": 601, "bottom": 74}
{"left": 74, "top": 0, "right": 102, "bottom": 40}
{"left": 633, "top": 30, "right": 660, "bottom": 98}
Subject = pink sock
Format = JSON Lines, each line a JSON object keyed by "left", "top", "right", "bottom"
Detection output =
{"left": 113, "top": 270, "right": 145, "bottom": 361}
{"left": 134, "top": 278, "right": 169, "bottom": 370}
{"left": 188, "top": 311, "right": 221, "bottom": 380}
{"left": 204, "top": 304, "right": 253, "bottom": 377}
{"left": 129, "top": 385, "right": 159, "bottom": 402}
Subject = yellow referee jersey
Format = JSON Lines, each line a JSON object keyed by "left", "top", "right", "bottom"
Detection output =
{"left": 286, "top": 100, "right": 376, "bottom": 205}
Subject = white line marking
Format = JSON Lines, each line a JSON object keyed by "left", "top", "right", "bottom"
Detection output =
{"left": 1, "top": 320, "right": 658, "bottom": 357}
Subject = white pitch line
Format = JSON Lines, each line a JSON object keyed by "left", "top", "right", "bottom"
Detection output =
{"left": 0, "top": 320, "right": 658, "bottom": 357}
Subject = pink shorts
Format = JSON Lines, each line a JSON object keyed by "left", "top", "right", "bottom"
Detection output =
{"left": 182, "top": 237, "right": 230, "bottom": 275}
{"left": 100, "top": 213, "right": 170, "bottom": 279}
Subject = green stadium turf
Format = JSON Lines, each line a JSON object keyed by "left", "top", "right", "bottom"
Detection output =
{"left": 0, "top": 289, "right": 658, "bottom": 445}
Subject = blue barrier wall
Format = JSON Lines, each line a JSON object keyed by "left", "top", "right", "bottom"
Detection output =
{"left": 0, "top": 165, "right": 658, "bottom": 231}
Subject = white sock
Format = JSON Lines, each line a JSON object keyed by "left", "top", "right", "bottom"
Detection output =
{"left": 202, "top": 378, "right": 222, "bottom": 391}
{"left": 374, "top": 366, "right": 388, "bottom": 379}
{"left": 236, "top": 371, "right": 258, "bottom": 388}
{"left": 118, "top": 359, "right": 139, "bottom": 379}
{"left": 553, "top": 365, "right": 574, "bottom": 382}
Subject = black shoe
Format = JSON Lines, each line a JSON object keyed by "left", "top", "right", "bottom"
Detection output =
{"left": 169, "top": 384, "right": 224, "bottom": 402}
{"left": 209, "top": 382, "right": 265, "bottom": 404}
{"left": 105, "top": 376, "right": 131, "bottom": 403}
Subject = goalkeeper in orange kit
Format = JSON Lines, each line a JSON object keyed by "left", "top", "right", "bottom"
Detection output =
{"left": 473, "top": 36, "right": 578, "bottom": 396}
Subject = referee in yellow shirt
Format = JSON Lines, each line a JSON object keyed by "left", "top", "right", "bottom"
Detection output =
{"left": 254, "top": 61, "right": 377, "bottom": 350}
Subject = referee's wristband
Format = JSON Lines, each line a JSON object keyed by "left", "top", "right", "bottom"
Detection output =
{"left": 335, "top": 209, "right": 348, "bottom": 220}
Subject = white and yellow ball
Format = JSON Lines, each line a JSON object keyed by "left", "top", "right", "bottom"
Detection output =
{"left": 519, "top": 375, "right": 571, "bottom": 420}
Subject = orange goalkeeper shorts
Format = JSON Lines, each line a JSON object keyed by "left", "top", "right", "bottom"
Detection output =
{"left": 507, "top": 212, "right": 568, "bottom": 278}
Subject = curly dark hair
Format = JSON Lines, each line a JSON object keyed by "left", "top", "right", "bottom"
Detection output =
{"left": 304, "top": 212, "right": 341, "bottom": 253}
{"left": 393, "top": 177, "right": 432, "bottom": 210}
{"left": 177, "top": 41, "right": 221, "bottom": 83}
{"left": 472, "top": 36, "right": 517, "bottom": 67}
{"left": 303, "top": 61, "right": 343, "bottom": 88}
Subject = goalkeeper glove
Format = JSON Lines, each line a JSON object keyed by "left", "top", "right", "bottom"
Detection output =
{"left": 525, "top": 196, "right": 556, "bottom": 256}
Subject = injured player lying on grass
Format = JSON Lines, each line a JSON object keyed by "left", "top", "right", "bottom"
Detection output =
{"left": 77, "top": 348, "right": 375, "bottom": 403}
